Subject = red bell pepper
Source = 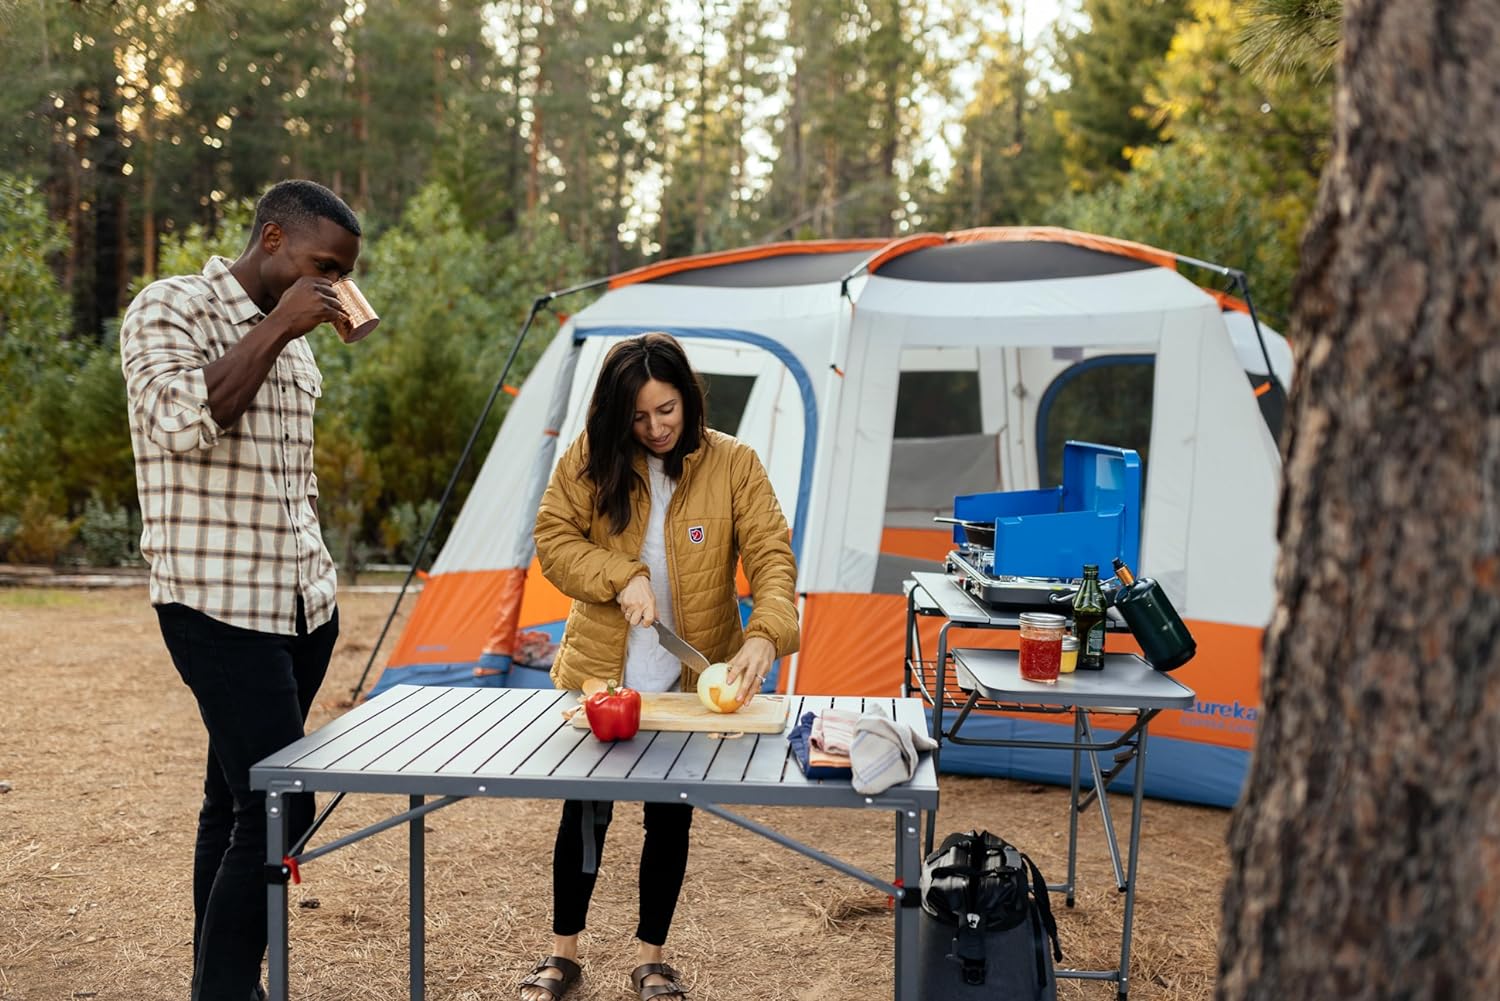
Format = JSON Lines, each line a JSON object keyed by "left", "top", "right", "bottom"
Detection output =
{"left": 584, "top": 680, "right": 641, "bottom": 741}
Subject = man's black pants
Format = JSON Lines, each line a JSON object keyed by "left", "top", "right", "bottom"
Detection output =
{"left": 156, "top": 600, "right": 337, "bottom": 1001}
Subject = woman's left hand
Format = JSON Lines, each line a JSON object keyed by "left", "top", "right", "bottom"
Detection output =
{"left": 725, "top": 636, "right": 776, "bottom": 706}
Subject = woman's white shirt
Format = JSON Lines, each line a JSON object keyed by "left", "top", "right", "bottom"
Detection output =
{"left": 624, "top": 455, "right": 683, "bottom": 693}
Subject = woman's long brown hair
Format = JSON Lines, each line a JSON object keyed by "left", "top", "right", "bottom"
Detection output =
{"left": 585, "top": 332, "right": 706, "bottom": 535}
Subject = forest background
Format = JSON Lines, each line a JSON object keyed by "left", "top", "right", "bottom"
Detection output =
{"left": 0, "top": 0, "right": 1332, "bottom": 573}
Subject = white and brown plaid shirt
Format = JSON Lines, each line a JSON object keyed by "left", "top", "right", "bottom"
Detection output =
{"left": 120, "top": 256, "right": 337, "bottom": 635}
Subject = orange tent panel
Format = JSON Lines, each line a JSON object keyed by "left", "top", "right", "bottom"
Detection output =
{"left": 385, "top": 569, "right": 519, "bottom": 667}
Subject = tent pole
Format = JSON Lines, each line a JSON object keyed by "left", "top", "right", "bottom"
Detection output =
{"left": 1229, "top": 271, "right": 1280, "bottom": 390}
{"left": 1168, "top": 252, "right": 1282, "bottom": 389}
{"left": 349, "top": 278, "right": 608, "bottom": 701}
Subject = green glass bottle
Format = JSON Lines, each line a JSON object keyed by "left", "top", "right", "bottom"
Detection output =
{"left": 1072, "top": 564, "right": 1107, "bottom": 671}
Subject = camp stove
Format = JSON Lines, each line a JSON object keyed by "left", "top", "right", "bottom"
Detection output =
{"left": 945, "top": 545, "right": 1079, "bottom": 610}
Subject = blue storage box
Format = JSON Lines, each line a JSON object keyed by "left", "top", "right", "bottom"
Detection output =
{"left": 951, "top": 441, "right": 1141, "bottom": 579}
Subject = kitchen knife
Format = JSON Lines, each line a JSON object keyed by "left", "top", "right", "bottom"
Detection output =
{"left": 651, "top": 621, "right": 712, "bottom": 673}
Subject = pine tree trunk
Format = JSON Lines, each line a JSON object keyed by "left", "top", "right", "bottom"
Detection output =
{"left": 141, "top": 101, "right": 157, "bottom": 277}
{"left": 730, "top": 29, "right": 745, "bottom": 225}
{"left": 356, "top": 53, "right": 371, "bottom": 213}
{"left": 1217, "top": 3, "right": 1500, "bottom": 998}
{"left": 692, "top": 2, "right": 711, "bottom": 254}
{"left": 92, "top": 87, "right": 124, "bottom": 338}
{"left": 527, "top": 5, "right": 547, "bottom": 218}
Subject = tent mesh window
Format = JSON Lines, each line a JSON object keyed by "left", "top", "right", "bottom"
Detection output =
{"left": 876, "top": 368, "right": 996, "bottom": 592}
{"left": 1038, "top": 357, "right": 1154, "bottom": 489}
{"left": 886, "top": 370, "right": 993, "bottom": 514}
{"left": 702, "top": 373, "right": 757, "bottom": 436}
{"left": 893, "top": 371, "right": 981, "bottom": 438}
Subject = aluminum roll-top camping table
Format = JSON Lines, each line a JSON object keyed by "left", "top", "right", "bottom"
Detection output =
{"left": 251, "top": 684, "right": 939, "bottom": 1001}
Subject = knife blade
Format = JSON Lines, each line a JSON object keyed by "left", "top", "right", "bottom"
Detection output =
{"left": 651, "top": 621, "right": 711, "bottom": 673}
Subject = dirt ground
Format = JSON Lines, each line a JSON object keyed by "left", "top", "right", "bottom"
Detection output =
{"left": 0, "top": 587, "right": 1229, "bottom": 1001}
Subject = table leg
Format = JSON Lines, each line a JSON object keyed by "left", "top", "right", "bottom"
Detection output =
{"left": 411, "top": 794, "right": 426, "bottom": 1001}
{"left": 1065, "top": 710, "right": 1082, "bottom": 907}
{"left": 893, "top": 809, "right": 922, "bottom": 1001}
{"left": 902, "top": 588, "right": 917, "bottom": 699}
{"left": 924, "top": 621, "right": 955, "bottom": 854}
{"left": 266, "top": 790, "right": 289, "bottom": 1001}
{"left": 1080, "top": 714, "right": 1127, "bottom": 891}
{"left": 1117, "top": 726, "right": 1149, "bottom": 1000}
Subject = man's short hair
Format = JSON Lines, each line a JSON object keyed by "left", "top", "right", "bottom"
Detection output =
{"left": 252, "top": 180, "right": 361, "bottom": 240}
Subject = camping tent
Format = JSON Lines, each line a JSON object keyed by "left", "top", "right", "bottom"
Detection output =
{"left": 370, "top": 227, "right": 1288, "bottom": 808}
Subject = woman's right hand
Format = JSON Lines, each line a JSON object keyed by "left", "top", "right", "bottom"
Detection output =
{"left": 616, "top": 575, "right": 656, "bottom": 627}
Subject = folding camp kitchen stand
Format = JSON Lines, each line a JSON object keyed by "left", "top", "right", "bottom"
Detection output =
{"left": 902, "top": 571, "right": 1194, "bottom": 1000}
{"left": 252, "top": 685, "right": 938, "bottom": 1001}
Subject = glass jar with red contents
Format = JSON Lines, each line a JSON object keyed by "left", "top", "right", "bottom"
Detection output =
{"left": 1018, "top": 612, "right": 1067, "bottom": 684}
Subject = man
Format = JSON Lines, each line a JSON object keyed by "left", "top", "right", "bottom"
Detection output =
{"left": 120, "top": 180, "right": 361, "bottom": 1001}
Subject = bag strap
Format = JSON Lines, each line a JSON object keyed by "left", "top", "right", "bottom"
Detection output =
{"left": 1027, "top": 904, "right": 1050, "bottom": 996}
{"left": 1020, "top": 850, "right": 1062, "bottom": 962}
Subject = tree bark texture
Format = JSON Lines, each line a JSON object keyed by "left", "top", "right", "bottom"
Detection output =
{"left": 1218, "top": 3, "right": 1500, "bottom": 999}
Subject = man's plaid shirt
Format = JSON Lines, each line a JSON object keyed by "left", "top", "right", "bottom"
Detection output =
{"left": 120, "top": 256, "right": 337, "bottom": 635}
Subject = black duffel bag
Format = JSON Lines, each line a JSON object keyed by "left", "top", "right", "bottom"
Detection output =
{"left": 917, "top": 830, "right": 1062, "bottom": 1001}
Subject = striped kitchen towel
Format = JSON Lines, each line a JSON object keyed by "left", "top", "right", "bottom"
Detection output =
{"left": 849, "top": 706, "right": 939, "bottom": 795}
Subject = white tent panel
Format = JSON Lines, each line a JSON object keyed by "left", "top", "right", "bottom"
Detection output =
{"left": 1138, "top": 309, "right": 1209, "bottom": 607}
{"left": 806, "top": 311, "right": 902, "bottom": 592}
{"left": 1180, "top": 324, "right": 1283, "bottom": 626}
{"left": 1224, "top": 311, "right": 1295, "bottom": 388}
{"left": 733, "top": 360, "right": 806, "bottom": 521}
{"left": 432, "top": 328, "right": 573, "bottom": 575}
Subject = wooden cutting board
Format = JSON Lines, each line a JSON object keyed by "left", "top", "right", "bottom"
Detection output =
{"left": 570, "top": 692, "right": 791, "bottom": 734}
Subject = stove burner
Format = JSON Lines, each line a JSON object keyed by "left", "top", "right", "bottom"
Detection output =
{"left": 945, "top": 548, "right": 1079, "bottom": 610}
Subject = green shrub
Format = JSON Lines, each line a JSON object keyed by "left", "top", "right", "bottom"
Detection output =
{"left": 77, "top": 495, "right": 142, "bottom": 567}
{"left": 379, "top": 499, "right": 441, "bottom": 570}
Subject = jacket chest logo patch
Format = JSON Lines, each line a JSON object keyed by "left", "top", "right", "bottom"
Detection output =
{"left": 688, "top": 525, "right": 705, "bottom": 544}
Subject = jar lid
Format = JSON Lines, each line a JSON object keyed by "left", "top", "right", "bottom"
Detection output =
{"left": 1018, "top": 611, "right": 1067, "bottom": 628}
{"left": 1061, "top": 635, "right": 1079, "bottom": 651}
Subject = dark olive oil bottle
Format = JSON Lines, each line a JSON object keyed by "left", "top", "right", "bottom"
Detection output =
{"left": 1072, "top": 564, "right": 1107, "bottom": 671}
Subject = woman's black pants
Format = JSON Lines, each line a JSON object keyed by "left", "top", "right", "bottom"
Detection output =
{"left": 551, "top": 798, "right": 694, "bottom": 946}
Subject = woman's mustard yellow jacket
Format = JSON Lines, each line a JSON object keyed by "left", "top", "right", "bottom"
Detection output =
{"left": 535, "top": 428, "right": 800, "bottom": 691}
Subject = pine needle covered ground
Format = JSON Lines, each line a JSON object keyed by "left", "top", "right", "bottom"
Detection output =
{"left": 0, "top": 588, "right": 1228, "bottom": 1000}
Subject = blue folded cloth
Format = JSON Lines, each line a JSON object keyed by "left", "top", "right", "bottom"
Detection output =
{"left": 787, "top": 711, "right": 854, "bottom": 779}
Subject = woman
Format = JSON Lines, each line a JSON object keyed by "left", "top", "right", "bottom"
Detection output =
{"left": 519, "top": 332, "right": 800, "bottom": 1001}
